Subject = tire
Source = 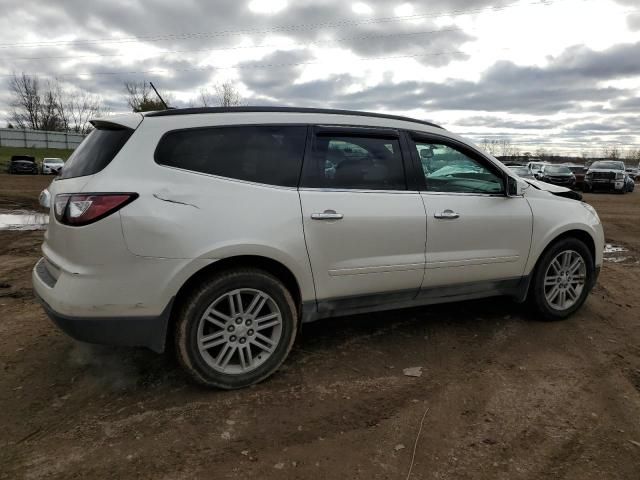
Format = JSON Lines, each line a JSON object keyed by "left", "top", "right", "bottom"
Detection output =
{"left": 528, "top": 237, "right": 595, "bottom": 321}
{"left": 174, "top": 268, "right": 298, "bottom": 389}
{"left": 583, "top": 184, "right": 590, "bottom": 193}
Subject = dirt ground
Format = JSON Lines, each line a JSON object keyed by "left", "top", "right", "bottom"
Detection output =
{"left": 1, "top": 173, "right": 639, "bottom": 479}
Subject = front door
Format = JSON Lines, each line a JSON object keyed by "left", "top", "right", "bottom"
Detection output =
{"left": 409, "top": 135, "right": 533, "bottom": 289}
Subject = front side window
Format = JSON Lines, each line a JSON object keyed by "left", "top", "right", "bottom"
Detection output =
{"left": 155, "top": 125, "right": 307, "bottom": 187}
{"left": 301, "top": 135, "right": 406, "bottom": 190}
{"left": 414, "top": 141, "right": 504, "bottom": 194}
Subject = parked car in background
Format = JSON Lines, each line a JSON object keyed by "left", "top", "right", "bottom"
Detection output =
{"left": 41, "top": 157, "right": 65, "bottom": 175}
{"left": 8, "top": 155, "right": 38, "bottom": 174}
{"left": 625, "top": 167, "right": 638, "bottom": 181}
{"left": 535, "top": 164, "right": 576, "bottom": 188}
{"left": 527, "top": 161, "right": 549, "bottom": 175}
{"left": 564, "top": 164, "right": 587, "bottom": 189}
{"left": 584, "top": 160, "right": 634, "bottom": 193}
{"left": 34, "top": 107, "right": 604, "bottom": 389}
{"left": 507, "top": 165, "right": 535, "bottom": 179}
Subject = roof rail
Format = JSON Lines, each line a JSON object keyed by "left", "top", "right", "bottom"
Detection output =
{"left": 145, "top": 106, "right": 443, "bottom": 129}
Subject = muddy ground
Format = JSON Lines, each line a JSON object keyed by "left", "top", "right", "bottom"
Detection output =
{"left": 1, "top": 174, "right": 639, "bottom": 479}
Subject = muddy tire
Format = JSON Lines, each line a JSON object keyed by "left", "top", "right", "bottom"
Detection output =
{"left": 529, "top": 237, "right": 595, "bottom": 321}
{"left": 174, "top": 268, "right": 298, "bottom": 389}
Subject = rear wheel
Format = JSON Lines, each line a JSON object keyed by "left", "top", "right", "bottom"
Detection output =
{"left": 529, "top": 238, "right": 594, "bottom": 320}
{"left": 175, "top": 268, "right": 298, "bottom": 389}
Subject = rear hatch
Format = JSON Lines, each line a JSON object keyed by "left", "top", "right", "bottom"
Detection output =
{"left": 43, "top": 115, "right": 142, "bottom": 269}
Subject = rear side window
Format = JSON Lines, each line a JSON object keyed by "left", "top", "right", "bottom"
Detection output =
{"left": 301, "top": 134, "right": 406, "bottom": 190}
{"left": 59, "top": 127, "right": 133, "bottom": 179}
{"left": 155, "top": 125, "right": 307, "bottom": 187}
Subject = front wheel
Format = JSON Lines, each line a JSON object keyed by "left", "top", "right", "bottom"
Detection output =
{"left": 529, "top": 238, "right": 595, "bottom": 320}
{"left": 175, "top": 268, "right": 298, "bottom": 389}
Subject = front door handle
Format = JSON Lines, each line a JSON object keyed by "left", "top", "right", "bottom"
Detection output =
{"left": 311, "top": 210, "right": 344, "bottom": 220}
{"left": 434, "top": 209, "right": 460, "bottom": 219}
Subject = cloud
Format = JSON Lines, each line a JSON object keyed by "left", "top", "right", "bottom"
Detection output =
{"left": 627, "top": 13, "right": 640, "bottom": 31}
{"left": 238, "top": 41, "right": 639, "bottom": 115}
{"left": 0, "top": 0, "right": 638, "bottom": 152}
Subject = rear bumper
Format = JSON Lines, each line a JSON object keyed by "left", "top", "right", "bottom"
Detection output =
{"left": 35, "top": 290, "right": 173, "bottom": 353}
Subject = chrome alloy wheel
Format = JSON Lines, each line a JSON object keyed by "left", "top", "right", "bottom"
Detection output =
{"left": 543, "top": 250, "right": 587, "bottom": 311}
{"left": 197, "top": 288, "right": 283, "bottom": 374}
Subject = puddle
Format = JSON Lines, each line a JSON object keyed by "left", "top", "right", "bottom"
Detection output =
{"left": 604, "top": 244, "right": 628, "bottom": 254}
{"left": 603, "top": 243, "right": 636, "bottom": 264}
{"left": 604, "top": 256, "right": 628, "bottom": 263}
{"left": 0, "top": 211, "right": 49, "bottom": 231}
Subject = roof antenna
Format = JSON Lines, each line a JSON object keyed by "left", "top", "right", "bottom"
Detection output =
{"left": 149, "top": 81, "right": 170, "bottom": 110}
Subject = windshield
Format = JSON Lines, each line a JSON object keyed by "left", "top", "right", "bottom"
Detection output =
{"left": 590, "top": 161, "right": 625, "bottom": 171}
{"left": 45, "top": 158, "right": 64, "bottom": 164}
{"left": 545, "top": 165, "right": 571, "bottom": 174}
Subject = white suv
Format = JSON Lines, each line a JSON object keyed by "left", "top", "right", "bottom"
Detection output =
{"left": 33, "top": 107, "right": 604, "bottom": 389}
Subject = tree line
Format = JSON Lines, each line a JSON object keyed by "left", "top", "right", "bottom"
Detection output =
{"left": 5, "top": 73, "right": 244, "bottom": 132}
{"left": 481, "top": 138, "right": 640, "bottom": 163}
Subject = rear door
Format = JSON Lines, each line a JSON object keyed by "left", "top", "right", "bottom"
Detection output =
{"left": 299, "top": 126, "right": 427, "bottom": 307}
{"left": 408, "top": 133, "right": 532, "bottom": 290}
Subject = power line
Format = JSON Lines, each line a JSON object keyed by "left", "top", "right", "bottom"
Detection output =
{"left": 0, "top": 48, "right": 505, "bottom": 78}
{"left": 0, "top": 27, "right": 467, "bottom": 61}
{"left": 0, "top": 0, "right": 566, "bottom": 49}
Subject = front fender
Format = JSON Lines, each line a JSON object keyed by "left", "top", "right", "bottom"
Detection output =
{"left": 524, "top": 195, "right": 604, "bottom": 275}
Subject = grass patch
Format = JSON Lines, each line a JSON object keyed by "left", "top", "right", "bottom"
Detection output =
{"left": 0, "top": 146, "right": 75, "bottom": 170}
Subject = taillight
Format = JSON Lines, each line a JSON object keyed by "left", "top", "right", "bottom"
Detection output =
{"left": 54, "top": 193, "right": 138, "bottom": 226}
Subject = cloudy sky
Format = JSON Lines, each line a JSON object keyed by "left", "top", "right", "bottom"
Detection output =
{"left": 0, "top": 0, "right": 638, "bottom": 155}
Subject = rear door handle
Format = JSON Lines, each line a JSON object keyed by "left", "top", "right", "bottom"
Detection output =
{"left": 434, "top": 209, "right": 460, "bottom": 219}
{"left": 311, "top": 210, "right": 344, "bottom": 220}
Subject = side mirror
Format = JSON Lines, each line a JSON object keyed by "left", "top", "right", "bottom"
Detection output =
{"left": 507, "top": 176, "right": 523, "bottom": 197}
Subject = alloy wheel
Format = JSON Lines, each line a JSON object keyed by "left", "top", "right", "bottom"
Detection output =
{"left": 196, "top": 288, "right": 283, "bottom": 374}
{"left": 543, "top": 250, "right": 586, "bottom": 311}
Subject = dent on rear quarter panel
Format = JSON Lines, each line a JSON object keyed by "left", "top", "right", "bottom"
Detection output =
{"left": 117, "top": 168, "right": 316, "bottom": 302}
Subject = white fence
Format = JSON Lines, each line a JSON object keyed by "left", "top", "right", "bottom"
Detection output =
{"left": 0, "top": 128, "right": 85, "bottom": 150}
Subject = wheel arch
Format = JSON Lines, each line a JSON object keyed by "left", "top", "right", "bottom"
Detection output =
{"left": 517, "top": 228, "right": 598, "bottom": 304}
{"left": 167, "top": 255, "right": 304, "bottom": 341}
{"left": 540, "top": 229, "right": 596, "bottom": 266}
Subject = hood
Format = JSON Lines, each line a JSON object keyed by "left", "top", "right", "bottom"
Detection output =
{"left": 587, "top": 168, "right": 623, "bottom": 173}
{"left": 524, "top": 179, "right": 582, "bottom": 200}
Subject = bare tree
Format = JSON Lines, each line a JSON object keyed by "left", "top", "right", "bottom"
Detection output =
{"left": 480, "top": 138, "right": 499, "bottom": 156}
{"left": 55, "top": 83, "right": 105, "bottom": 134}
{"left": 8, "top": 73, "right": 105, "bottom": 132}
{"left": 124, "top": 81, "right": 168, "bottom": 112}
{"left": 603, "top": 145, "right": 621, "bottom": 160}
{"left": 8, "top": 73, "right": 61, "bottom": 130}
{"left": 625, "top": 148, "right": 640, "bottom": 164}
{"left": 199, "top": 82, "right": 244, "bottom": 107}
{"left": 534, "top": 147, "right": 548, "bottom": 160}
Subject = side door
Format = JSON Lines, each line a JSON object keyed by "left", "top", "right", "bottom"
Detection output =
{"left": 298, "top": 126, "right": 427, "bottom": 309}
{"left": 407, "top": 133, "right": 532, "bottom": 290}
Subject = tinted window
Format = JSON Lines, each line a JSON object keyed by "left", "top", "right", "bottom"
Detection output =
{"left": 155, "top": 125, "right": 307, "bottom": 187}
{"left": 590, "top": 161, "right": 624, "bottom": 171}
{"left": 59, "top": 127, "right": 133, "bottom": 179}
{"left": 414, "top": 141, "right": 504, "bottom": 194}
{"left": 301, "top": 135, "right": 406, "bottom": 190}
{"left": 545, "top": 165, "right": 571, "bottom": 174}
